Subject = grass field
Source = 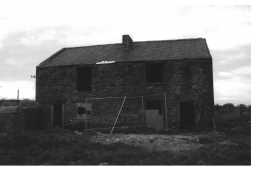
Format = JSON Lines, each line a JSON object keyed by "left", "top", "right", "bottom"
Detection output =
{"left": 0, "top": 110, "right": 251, "bottom": 165}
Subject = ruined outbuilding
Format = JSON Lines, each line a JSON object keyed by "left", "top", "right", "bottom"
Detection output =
{"left": 36, "top": 35, "right": 214, "bottom": 131}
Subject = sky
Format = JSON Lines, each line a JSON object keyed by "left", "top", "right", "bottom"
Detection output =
{"left": 0, "top": 0, "right": 251, "bottom": 105}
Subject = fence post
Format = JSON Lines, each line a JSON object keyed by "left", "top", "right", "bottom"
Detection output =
{"left": 141, "top": 96, "right": 145, "bottom": 124}
{"left": 164, "top": 93, "right": 168, "bottom": 130}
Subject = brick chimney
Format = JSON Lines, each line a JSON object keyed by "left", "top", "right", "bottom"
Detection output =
{"left": 122, "top": 34, "right": 133, "bottom": 48}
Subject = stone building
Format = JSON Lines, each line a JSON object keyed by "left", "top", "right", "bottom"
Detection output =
{"left": 36, "top": 35, "right": 214, "bottom": 131}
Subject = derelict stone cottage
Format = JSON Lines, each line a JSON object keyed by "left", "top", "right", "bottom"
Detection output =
{"left": 36, "top": 35, "right": 214, "bottom": 131}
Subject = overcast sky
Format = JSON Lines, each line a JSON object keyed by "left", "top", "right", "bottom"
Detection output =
{"left": 0, "top": 0, "right": 251, "bottom": 105}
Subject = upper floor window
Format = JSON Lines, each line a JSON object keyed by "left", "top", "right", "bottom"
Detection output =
{"left": 146, "top": 62, "right": 164, "bottom": 83}
{"left": 77, "top": 66, "right": 92, "bottom": 91}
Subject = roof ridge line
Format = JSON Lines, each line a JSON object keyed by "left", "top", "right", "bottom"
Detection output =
{"left": 62, "top": 37, "right": 205, "bottom": 49}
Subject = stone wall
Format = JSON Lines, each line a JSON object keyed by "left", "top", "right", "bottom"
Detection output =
{"left": 0, "top": 106, "right": 24, "bottom": 133}
{"left": 36, "top": 59, "right": 214, "bottom": 130}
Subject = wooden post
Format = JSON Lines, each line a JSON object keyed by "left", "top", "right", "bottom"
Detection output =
{"left": 141, "top": 96, "right": 145, "bottom": 124}
{"left": 141, "top": 96, "right": 144, "bottom": 109}
{"left": 62, "top": 104, "right": 65, "bottom": 128}
{"left": 16, "top": 89, "right": 22, "bottom": 133}
{"left": 50, "top": 105, "right": 53, "bottom": 128}
{"left": 164, "top": 93, "right": 168, "bottom": 130}
{"left": 110, "top": 96, "right": 126, "bottom": 134}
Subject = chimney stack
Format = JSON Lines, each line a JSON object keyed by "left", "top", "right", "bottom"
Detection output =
{"left": 122, "top": 34, "right": 133, "bottom": 48}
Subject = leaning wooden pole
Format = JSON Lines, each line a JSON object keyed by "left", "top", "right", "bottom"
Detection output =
{"left": 110, "top": 96, "right": 127, "bottom": 134}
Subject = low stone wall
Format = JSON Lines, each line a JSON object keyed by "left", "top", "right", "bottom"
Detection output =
{"left": 22, "top": 105, "right": 51, "bottom": 130}
{"left": 0, "top": 106, "right": 23, "bottom": 133}
{"left": 0, "top": 113, "right": 16, "bottom": 132}
{"left": 0, "top": 105, "right": 52, "bottom": 132}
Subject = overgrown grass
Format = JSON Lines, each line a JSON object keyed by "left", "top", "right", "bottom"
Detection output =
{"left": 0, "top": 113, "right": 251, "bottom": 165}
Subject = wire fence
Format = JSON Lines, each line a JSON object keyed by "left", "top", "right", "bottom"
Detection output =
{"left": 78, "top": 93, "right": 168, "bottom": 133}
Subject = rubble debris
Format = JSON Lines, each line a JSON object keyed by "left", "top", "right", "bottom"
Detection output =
{"left": 91, "top": 133, "right": 207, "bottom": 152}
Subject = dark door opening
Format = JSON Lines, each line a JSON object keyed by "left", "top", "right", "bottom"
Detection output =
{"left": 180, "top": 101, "right": 195, "bottom": 129}
{"left": 53, "top": 103, "right": 63, "bottom": 128}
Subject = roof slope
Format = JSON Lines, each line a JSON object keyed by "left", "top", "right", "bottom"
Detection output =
{"left": 39, "top": 38, "right": 211, "bottom": 67}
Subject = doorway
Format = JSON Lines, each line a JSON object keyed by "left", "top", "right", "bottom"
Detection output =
{"left": 53, "top": 103, "right": 63, "bottom": 128}
{"left": 145, "top": 99, "right": 164, "bottom": 131}
{"left": 180, "top": 101, "right": 195, "bottom": 129}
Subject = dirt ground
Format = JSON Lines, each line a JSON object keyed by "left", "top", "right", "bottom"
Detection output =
{"left": 91, "top": 132, "right": 222, "bottom": 152}
{"left": 0, "top": 129, "right": 250, "bottom": 165}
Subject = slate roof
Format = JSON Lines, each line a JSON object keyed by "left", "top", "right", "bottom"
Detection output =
{"left": 39, "top": 38, "right": 211, "bottom": 67}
